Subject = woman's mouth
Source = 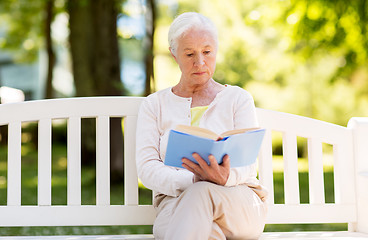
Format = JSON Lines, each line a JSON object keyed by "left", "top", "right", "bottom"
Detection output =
{"left": 193, "top": 72, "right": 206, "bottom": 75}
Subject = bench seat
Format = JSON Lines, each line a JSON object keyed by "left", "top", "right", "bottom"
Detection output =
{"left": 1, "top": 232, "right": 368, "bottom": 239}
{"left": 0, "top": 235, "right": 155, "bottom": 240}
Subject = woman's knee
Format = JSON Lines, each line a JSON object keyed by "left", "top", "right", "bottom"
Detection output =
{"left": 173, "top": 182, "right": 220, "bottom": 214}
{"left": 186, "top": 181, "right": 218, "bottom": 194}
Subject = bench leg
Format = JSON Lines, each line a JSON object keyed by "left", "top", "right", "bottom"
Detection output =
{"left": 348, "top": 117, "right": 368, "bottom": 233}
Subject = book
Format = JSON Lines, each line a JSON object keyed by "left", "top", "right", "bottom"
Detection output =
{"left": 164, "top": 125, "right": 265, "bottom": 168}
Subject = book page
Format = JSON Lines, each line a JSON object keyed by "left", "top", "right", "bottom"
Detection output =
{"left": 175, "top": 125, "right": 219, "bottom": 140}
{"left": 220, "top": 127, "right": 260, "bottom": 138}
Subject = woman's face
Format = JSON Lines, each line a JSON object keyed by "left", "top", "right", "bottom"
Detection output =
{"left": 172, "top": 28, "right": 217, "bottom": 86}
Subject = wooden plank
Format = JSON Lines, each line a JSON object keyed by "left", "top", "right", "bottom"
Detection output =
{"left": 266, "top": 204, "right": 356, "bottom": 224}
{"left": 7, "top": 122, "right": 22, "bottom": 206}
{"left": 96, "top": 116, "right": 110, "bottom": 206}
{"left": 348, "top": 117, "right": 368, "bottom": 232}
{"left": 256, "top": 108, "right": 350, "bottom": 145}
{"left": 124, "top": 116, "right": 139, "bottom": 206}
{"left": 333, "top": 139, "right": 355, "bottom": 205}
{"left": 67, "top": 117, "right": 81, "bottom": 206}
{"left": 261, "top": 231, "right": 368, "bottom": 239}
{"left": 308, "top": 138, "right": 325, "bottom": 204}
{"left": 0, "top": 205, "right": 155, "bottom": 226}
{"left": 38, "top": 119, "right": 52, "bottom": 206}
{"left": 258, "top": 129, "right": 274, "bottom": 204}
{"left": 282, "top": 132, "right": 300, "bottom": 205}
{"left": 0, "top": 235, "right": 155, "bottom": 240}
{"left": 0, "top": 97, "right": 144, "bottom": 125}
{"left": 0, "top": 203, "right": 355, "bottom": 226}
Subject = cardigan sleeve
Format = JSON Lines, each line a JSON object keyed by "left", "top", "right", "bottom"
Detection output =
{"left": 136, "top": 96, "right": 193, "bottom": 197}
{"left": 225, "top": 88, "right": 263, "bottom": 187}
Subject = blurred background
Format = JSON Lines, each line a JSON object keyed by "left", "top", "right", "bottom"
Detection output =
{"left": 0, "top": 0, "right": 367, "bottom": 236}
{"left": 0, "top": 0, "right": 367, "bottom": 124}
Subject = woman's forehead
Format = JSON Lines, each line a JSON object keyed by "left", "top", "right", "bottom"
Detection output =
{"left": 178, "top": 28, "right": 217, "bottom": 49}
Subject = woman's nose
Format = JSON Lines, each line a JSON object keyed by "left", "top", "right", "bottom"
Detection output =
{"left": 194, "top": 55, "right": 205, "bottom": 66}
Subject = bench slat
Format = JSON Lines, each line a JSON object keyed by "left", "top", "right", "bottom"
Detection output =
{"left": 7, "top": 121, "right": 22, "bottom": 206}
{"left": 255, "top": 108, "right": 349, "bottom": 145}
{"left": 260, "top": 231, "right": 368, "bottom": 239}
{"left": 0, "top": 97, "right": 144, "bottom": 125}
{"left": 267, "top": 204, "right": 356, "bottom": 224}
{"left": 0, "top": 205, "right": 155, "bottom": 226}
{"left": 67, "top": 117, "right": 82, "bottom": 205}
{"left": 283, "top": 132, "right": 300, "bottom": 205}
{"left": 96, "top": 116, "right": 110, "bottom": 206}
{"left": 258, "top": 129, "right": 274, "bottom": 204}
{"left": 38, "top": 119, "right": 52, "bottom": 206}
{"left": 0, "top": 235, "right": 155, "bottom": 240}
{"left": 124, "top": 116, "right": 139, "bottom": 205}
{"left": 307, "top": 138, "right": 325, "bottom": 204}
{"left": 333, "top": 138, "right": 356, "bottom": 205}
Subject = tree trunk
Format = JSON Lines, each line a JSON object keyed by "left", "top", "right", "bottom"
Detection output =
{"left": 67, "top": 0, "right": 125, "bottom": 181}
{"left": 44, "top": 0, "right": 55, "bottom": 99}
{"left": 144, "top": 0, "right": 156, "bottom": 96}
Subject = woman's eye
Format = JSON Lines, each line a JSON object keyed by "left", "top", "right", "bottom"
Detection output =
{"left": 204, "top": 51, "right": 211, "bottom": 54}
{"left": 186, "top": 53, "right": 193, "bottom": 57}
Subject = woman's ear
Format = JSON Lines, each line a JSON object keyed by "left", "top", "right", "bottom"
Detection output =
{"left": 169, "top": 47, "right": 178, "bottom": 63}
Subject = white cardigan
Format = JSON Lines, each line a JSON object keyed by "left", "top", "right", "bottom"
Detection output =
{"left": 136, "top": 85, "right": 263, "bottom": 198}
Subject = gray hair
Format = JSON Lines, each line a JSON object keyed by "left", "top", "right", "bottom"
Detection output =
{"left": 168, "top": 12, "right": 218, "bottom": 56}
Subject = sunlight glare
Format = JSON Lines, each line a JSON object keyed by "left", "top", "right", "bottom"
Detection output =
{"left": 249, "top": 10, "right": 261, "bottom": 21}
{"left": 286, "top": 13, "right": 299, "bottom": 25}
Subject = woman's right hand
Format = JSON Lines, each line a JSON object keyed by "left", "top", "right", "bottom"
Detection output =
{"left": 182, "top": 153, "right": 230, "bottom": 186}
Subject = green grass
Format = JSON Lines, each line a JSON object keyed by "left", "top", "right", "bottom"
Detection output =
{"left": 0, "top": 142, "right": 347, "bottom": 236}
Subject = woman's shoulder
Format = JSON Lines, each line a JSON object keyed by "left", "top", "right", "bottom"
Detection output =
{"left": 222, "top": 84, "right": 253, "bottom": 99}
{"left": 146, "top": 87, "right": 171, "bottom": 97}
{"left": 140, "top": 87, "right": 175, "bottom": 112}
{"left": 144, "top": 87, "right": 172, "bottom": 103}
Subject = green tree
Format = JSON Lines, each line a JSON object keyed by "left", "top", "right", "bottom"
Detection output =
{"left": 284, "top": 0, "right": 368, "bottom": 123}
{"left": 45, "top": 0, "right": 56, "bottom": 99}
{"left": 0, "top": 0, "right": 60, "bottom": 98}
{"left": 158, "top": 0, "right": 368, "bottom": 126}
{"left": 143, "top": 0, "right": 157, "bottom": 96}
{"left": 67, "top": 0, "right": 126, "bottom": 180}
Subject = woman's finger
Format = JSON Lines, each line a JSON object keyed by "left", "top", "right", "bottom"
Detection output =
{"left": 192, "top": 153, "right": 211, "bottom": 170}
{"left": 182, "top": 157, "right": 203, "bottom": 175}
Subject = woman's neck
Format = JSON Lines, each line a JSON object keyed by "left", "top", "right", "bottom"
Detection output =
{"left": 172, "top": 78, "right": 221, "bottom": 98}
{"left": 172, "top": 78, "right": 225, "bottom": 107}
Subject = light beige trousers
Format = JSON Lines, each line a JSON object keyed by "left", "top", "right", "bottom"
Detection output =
{"left": 153, "top": 182, "right": 267, "bottom": 240}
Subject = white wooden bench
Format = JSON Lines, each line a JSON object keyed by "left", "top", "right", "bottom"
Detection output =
{"left": 0, "top": 97, "right": 367, "bottom": 239}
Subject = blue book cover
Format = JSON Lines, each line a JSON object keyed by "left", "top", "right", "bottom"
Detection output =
{"left": 164, "top": 126, "right": 265, "bottom": 168}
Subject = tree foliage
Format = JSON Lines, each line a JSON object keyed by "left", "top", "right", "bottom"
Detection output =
{"left": 0, "top": 0, "right": 127, "bottom": 180}
{"left": 154, "top": 0, "right": 368, "bottom": 125}
{"left": 0, "top": 0, "right": 63, "bottom": 62}
{"left": 286, "top": 0, "right": 368, "bottom": 78}
{"left": 1, "top": 0, "right": 367, "bottom": 127}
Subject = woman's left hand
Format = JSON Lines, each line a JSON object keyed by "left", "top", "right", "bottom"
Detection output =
{"left": 182, "top": 153, "right": 230, "bottom": 186}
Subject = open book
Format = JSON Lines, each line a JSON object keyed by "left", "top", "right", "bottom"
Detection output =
{"left": 164, "top": 125, "right": 265, "bottom": 168}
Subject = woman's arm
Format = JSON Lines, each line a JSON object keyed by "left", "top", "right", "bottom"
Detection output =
{"left": 226, "top": 89, "right": 260, "bottom": 187}
{"left": 136, "top": 97, "right": 193, "bottom": 197}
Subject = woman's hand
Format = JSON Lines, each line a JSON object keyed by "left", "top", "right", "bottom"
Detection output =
{"left": 182, "top": 153, "right": 230, "bottom": 186}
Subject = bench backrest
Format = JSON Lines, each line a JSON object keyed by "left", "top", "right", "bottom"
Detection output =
{"left": 0, "top": 97, "right": 358, "bottom": 228}
{"left": 257, "top": 108, "right": 356, "bottom": 226}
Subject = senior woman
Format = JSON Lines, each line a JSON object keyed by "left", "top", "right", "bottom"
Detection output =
{"left": 136, "top": 12, "right": 267, "bottom": 240}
